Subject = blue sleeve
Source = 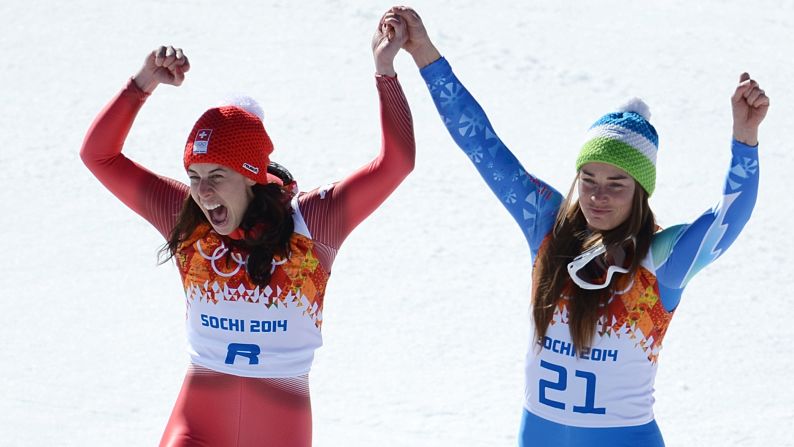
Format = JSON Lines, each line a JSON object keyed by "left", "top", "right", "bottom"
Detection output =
{"left": 420, "top": 57, "right": 563, "bottom": 261}
{"left": 651, "top": 140, "right": 759, "bottom": 311}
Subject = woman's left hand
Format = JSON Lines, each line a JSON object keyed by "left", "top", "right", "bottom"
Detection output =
{"left": 731, "top": 72, "right": 769, "bottom": 146}
{"left": 372, "top": 10, "right": 408, "bottom": 77}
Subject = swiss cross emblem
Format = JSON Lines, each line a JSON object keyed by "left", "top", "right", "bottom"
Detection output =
{"left": 193, "top": 129, "right": 213, "bottom": 154}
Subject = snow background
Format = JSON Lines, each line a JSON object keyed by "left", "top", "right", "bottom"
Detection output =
{"left": 1, "top": 0, "right": 792, "bottom": 445}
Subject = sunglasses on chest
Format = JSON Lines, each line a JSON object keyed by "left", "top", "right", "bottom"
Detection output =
{"left": 566, "top": 236, "right": 636, "bottom": 290}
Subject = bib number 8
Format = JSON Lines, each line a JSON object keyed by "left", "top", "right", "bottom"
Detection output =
{"left": 538, "top": 360, "right": 606, "bottom": 415}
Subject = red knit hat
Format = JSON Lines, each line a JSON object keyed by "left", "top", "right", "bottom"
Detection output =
{"left": 184, "top": 105, "right": 277, "bottom": 184}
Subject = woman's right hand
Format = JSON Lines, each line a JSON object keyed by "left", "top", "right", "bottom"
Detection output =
{"left": 390, "top": 6, "right": 440, "bottom": 69}
{"left": 133, "top": 45, "right": 191, "bottom": 94}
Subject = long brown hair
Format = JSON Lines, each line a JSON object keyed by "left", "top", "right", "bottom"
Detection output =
{"left": 158, "top": 183, "right": 295, "bottom": 286}
{"left": 532, "top": 177, "right": 655, "bottom": 352}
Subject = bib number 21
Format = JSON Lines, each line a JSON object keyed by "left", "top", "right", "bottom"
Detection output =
{"left": 538, "top": 360, "right": 606, "bottom": 414}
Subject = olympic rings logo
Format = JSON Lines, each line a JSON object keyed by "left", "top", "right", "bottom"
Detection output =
{"left": 196, "top": 240, "right": 246, "bottom": 277}
{"left": 196, "top": 240, "right": 291, "bottom": 277}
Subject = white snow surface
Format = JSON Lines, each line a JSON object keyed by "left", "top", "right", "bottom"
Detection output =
{"left": 1, "top": 1, "right": 792, "bottom": 446}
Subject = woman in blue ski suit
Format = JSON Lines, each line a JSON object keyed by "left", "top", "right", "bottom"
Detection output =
{"left": 390, "top": 6, "right": 769, "bottom": 446}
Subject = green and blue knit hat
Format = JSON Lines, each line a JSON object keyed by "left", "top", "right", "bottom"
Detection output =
{"left": 575, "top": 98, "right": 658, "bottom": 195}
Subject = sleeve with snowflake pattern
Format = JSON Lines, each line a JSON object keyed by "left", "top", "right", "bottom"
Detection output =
{"left": 651, "top": 140, "right": 759, "bottom": 311}
{"left": 420, "top": 57, "right": 562, "bottom": 260}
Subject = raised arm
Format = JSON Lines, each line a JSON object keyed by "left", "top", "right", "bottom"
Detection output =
{"left": 80, "top": 46, "right": 192, "bottom": 238}
{"left": 393, "top": 6, "right": 562, "bottom": 258}
{"left": 299, "top": 12, "right": 415, "bottom": 253}
{"left": 653, "top": 73, "right": 768, "bottom": 311}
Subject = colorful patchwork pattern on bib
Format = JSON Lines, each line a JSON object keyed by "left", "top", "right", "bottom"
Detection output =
{"left": 553, "top": 267, "right": 673, "bottom": 364}
{"left": 177, "top": 224, "right": 329, "bottom": 328}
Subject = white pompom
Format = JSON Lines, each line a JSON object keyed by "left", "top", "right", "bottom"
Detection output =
{"left": 219, "top": 95, "right": 265, "bottom": 121}
{"left": 617, "top": 97, "right": 651, "bottom": 121}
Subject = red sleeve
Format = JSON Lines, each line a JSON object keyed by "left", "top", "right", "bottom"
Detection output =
{"left": 80, "top": 79, "right": 189, "bottom": 239}
{"left": 299, "top": 75, "right": 415, "bottom": 267}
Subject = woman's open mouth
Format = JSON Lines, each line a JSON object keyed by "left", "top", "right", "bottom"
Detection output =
{"left": 205, "top": 203, "right": 229, "bottom": 227}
